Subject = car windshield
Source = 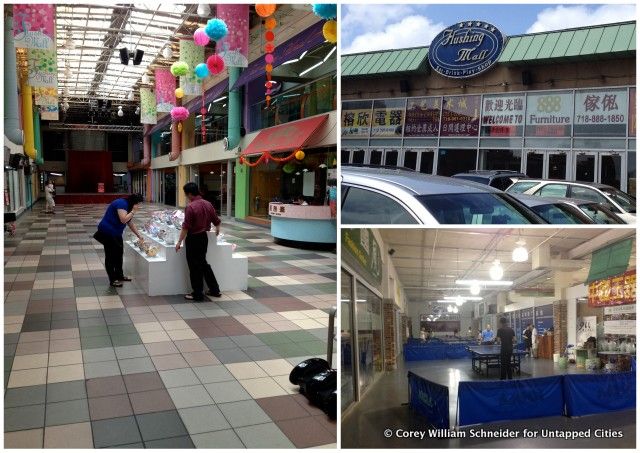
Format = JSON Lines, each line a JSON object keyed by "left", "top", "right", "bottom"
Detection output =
{"left": 578, "top": 204, "right": 625, "bottom": 224}
{"left": 530, "top": 204, "right": 584, "bottom": 224}
{"left": 602, "top": 189, "right": 636, "bottom": 213}
{"left": 505, "top": 181, "right": 538, "bottom": 194}
{"left": 415, "top": 193, "right": 535, "bottom": 224}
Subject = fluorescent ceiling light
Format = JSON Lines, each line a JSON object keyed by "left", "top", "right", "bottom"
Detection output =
{"left": 299, "top": 61, "right": 323, "bottom": 77}
{"left": 50, "top": 172, "right": 63, "bottom": 176}
{"left": 323, "top": 46, "right": 336, "bottom": 63}
{"left": 456, "top": 279, "right": 513, "bottom": 286}
{"left": 213, "top": 96, "right": 227, "bottom": 103}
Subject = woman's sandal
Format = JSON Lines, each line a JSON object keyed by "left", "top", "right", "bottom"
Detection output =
{"left": 110, "top": 281, "right": 123, "bottom": 287}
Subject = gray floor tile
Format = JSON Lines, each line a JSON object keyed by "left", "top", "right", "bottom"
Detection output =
{"left": 204, "top": 380, "right": 252, "bottom": 404}
{"left": 213, "top": 348, "right": 252, "bottom": 364}
{"left": 243, "top": 345, "right": 281, "bottom": 361}
{"left": 235, "top": 422, "right": 295, "bottom": 448}
{"left": 145, "top": 435, "right": 195, "bottom": 448}
{"left": 178, "top": 405, "right": 231, "bottom": 434}
{"left": 82, "top": 347, "right": 117, "bottom": 363}
{"left": 203, "top": 337, "right": 236, "bottom": 350}
{"left": 5, "top": 404, "right": 46, "bottom": 431}
{"left": 135, "top": 410, "right": 188, "bottom": 441}
{"left": 167, "top": 384, "right": 214, "bottom": 409}
{"left": 229, "top": 334, "right": 265, "bottom": 348}
{"left": 159, "top": 368, "right": 201, "bottom": 388}
{"left": 84, "top": 360, "right": 121, "bottom": 379}
{"left": 118, "top": 357, "right": 155, "bottom": 375}
{"left": 92, "top": 416, "right": 142, "bottom": 448}
{"left": 5, "top": 385, "right": 47, "bottom": 408}
{"left": 191, "top": 429, "right": 245, "bottom": 448}
{"left": 218, "top": 400, "right": 272, "bottom": 428}
{"left": 192, "top": 365, "right": 235, "bottom": 384}
{"left": 46, "top": 380, "right": 87, "bottom": 403}
{"left": 114, "top": 344, "right": 149, "bottom": 360}
{"left": 45, "top": 398, "right": 90, "bottom": 426}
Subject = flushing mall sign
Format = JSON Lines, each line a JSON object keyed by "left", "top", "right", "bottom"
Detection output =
{"left": 428, "top": 21, "right": 504, "bottom": 78}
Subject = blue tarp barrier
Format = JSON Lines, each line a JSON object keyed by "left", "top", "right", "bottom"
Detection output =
{"left": 408, "top": 372, "right": 450, "bottom": 429}
{"left": 563, "top": 372, "right": 636, "bottom": 417}
{"left": 404, "top": 342, "right": 475, "bottom": 361}
{"left": 458, "top": 376, "right": 564, "bottom": 426}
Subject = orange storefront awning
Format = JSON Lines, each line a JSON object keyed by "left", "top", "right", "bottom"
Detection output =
{"left": 240, "top": 114, "right": 329, "bottom": 157}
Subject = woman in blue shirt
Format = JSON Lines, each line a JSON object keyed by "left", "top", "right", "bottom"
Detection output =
{"left": 94, "top": 194, "right": 144, "bottom": 287}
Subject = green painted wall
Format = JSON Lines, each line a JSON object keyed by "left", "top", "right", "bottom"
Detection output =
{"left": 234, "top": 159, "right": 249, "bottom": 219}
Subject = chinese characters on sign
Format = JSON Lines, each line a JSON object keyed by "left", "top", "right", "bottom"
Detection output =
{"left": 370, "top": 107, "right": 405, "bottom": 137}
{"left": 405, "top": 97, "right": 441, "bottom": 137}
{"left": 341, "top": 108, "right": 372, "bottom": 137}
{"left": 574, "top": 89, "right": 628, "bottom": 126}
{"left": 588, "top": 269, "right": 636, "bottom": 307}
{"left": 481, "top": 94, "right": 525, "bottom": 136}
{"left": 440, "top": 95, "right": 480, "bottom": 136}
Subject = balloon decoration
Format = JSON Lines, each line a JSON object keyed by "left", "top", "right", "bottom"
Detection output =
{"left": 258, "top": 4, "right": 277, "bottom": 107}
{"left": 194, "top": 62, "right": 210, "bottom": 79}
{"left": 323, "top": 20, "right": 337, "bottom": 43}
{"left": 295, "top": 149, "right": 305, "bottom": 161}
{"left": 205, "top": 18, "right": 228, "bottom": 41}
{"left": 206, "top": 54, "right": 225, "bottom": 74}
{"left": 312, "top": 4, "right": 337, "bottom": 19}
{"left": 193, "top": 28, "right": 210, "bottom": 46}
{"left": 175, "top": 87, "right": 184, "bottom": 99}
{"left": 170, "top": 61, "right": 189, "bottom": 77}
{"left": 255, "top": 4, "right": 276, "bottom": 17}
{"left": 171, "top": 106, "right": 189, "bottom": 133}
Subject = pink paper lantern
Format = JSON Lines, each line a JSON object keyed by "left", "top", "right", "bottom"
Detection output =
{"left": 206, "top": 54, "right": 225, "bottom": 74}
{"left": 170, "top": 106, "right": 190, "bottom": 122}
{"left": 193, "top": 28, "right": 210, "bottom": 46}
{"left": 265, "top": 53, "right": 274, "bottom": 64}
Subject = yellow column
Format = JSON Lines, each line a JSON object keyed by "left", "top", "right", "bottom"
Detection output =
{"left": 21, "top": 80, "right": 36, "bottom": 159}
{"left": 177, "top": 164, "right": 188, "bottom": 208}
{"left": 181, "top": 114, "right": 195, "bottom": 150}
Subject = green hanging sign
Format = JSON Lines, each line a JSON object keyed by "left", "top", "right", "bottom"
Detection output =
{"left": 342, "top": 228, "right": 382, "bottom": 286}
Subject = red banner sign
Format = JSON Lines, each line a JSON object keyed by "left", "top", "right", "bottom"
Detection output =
{"left": 588, "top": 269, "right": 636, "bottom": 307}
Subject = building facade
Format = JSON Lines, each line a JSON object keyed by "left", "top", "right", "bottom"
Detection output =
{"left": 342, "top": 21, "right": 636, "bottom": 195}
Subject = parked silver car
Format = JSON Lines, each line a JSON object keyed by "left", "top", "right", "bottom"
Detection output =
{"left": 511, "top": 194, "right": 625, "bottom": 224}
{"left": 505, "top": 179, "right": 636, "bottom": 224}
{"left": 341, "top": 166, "right": 546, "bottom": 225}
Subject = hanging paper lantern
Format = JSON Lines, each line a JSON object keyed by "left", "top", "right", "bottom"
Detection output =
{"left": 255, "top": 4, "right": 276, "bottom": 17}
{"left": 295, "top": 150, "right": 305, "bottom": 161}
{"left": 171, "top": 106, "right": 190, "bottom": 122}
{"left": 264, "top": 42, "right": 275, "bottom": 54}
{"left": 170, "top": 61, "right": 190, "bottom": 77}
{"left": 239, "top": 156, "right": 245, "bottom": 164}
{"left": 264, "top": 17, "right": 277, "bottom": 30}
{"left": 265, "top": 64, "right": 273, "bottom": 72}
{"left": 194, "top": 63, "right": 210, "bottom": 79}
{"left": 265, "top": 53, "right": 274, "bottom": 64}
{"left": 323, "top": 20, "right": 337, "bottom": 43}
{"left": 265, "top": 31, "right": 275, "bottom": 42}
{"left": 283, "top": 162, "right": 296, "bottom": 174}
{"left": 205, "top": 18, "right": 228, "bottom": 41}
{"left": 175, "top": 87, "right": 184, "bottom": 99}
{"left": 312, "top": 4, "right": 337, "bottom": 20}
{"left": 206, "top": 54, "right": 225, "bottom": 74}
{"left": 193, "top": 28, "right": 210, "bottom": 46}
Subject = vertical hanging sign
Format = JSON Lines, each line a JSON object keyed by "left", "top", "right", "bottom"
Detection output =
{"left": 140, "top": 88, "right": 157, "bottom": 125}
{"left": 179, "top": 40, "right": 204, "bottom": 96}
{"left": 217, "top": 4, "right": 250, "bottom": 67}
{"left": 27, "top": 48, "right": 58, "bottom": 87}
{"left": 13, "top": 4, "right": 56, "bottom": 50}
{"left": 155, "top": 69, "right": 176, "bottom": 113}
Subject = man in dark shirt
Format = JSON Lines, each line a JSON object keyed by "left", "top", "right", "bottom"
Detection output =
{"left": 496, "top": 317, "right": 516, "bottom": 380}
{"left": 176, "top": 182, "right": 222, "bottom": 301}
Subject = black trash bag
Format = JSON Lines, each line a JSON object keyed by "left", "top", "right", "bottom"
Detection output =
{"left": 289, "top": 358, "right": 330, "bottom": 385}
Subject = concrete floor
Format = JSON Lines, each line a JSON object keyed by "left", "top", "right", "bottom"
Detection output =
{"left": 342, "top": 357, "right": 635, "bottom": 448}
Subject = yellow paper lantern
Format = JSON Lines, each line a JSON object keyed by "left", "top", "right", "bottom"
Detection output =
{"left": 323, "top": 20, "right": 337, "bottom": 44}
{"left": 177, "top": 122, "right": 183, "bottom": 133}
{"left": 255, "top": 4, "right": 276, "bottom": 18}
{"left": 175, "top": 87, "right": 184, "bottom": 99}
{"left": 295, "top": 150, "right": 305, "bottom": 161}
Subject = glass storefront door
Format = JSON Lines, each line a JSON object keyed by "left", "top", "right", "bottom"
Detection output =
{"left": 572, "top": 152, "right": 624, "bottom": 189}
{"left": 341, "top": 269, "right": 355, "bottom": 411}
{"left": 524, "top": 150, "right": 568, "bottom": 180}
{"left": 575, "top": 153, "right": 596, "bottom": 183}
{"left": 548, "top": 152, "right": 568, "bottom": 179}
{"left": 599, "top": 152, "right": 622, "bottom": 189}
{"left": 356, "top": 280, "right": 383, "bottom": 395}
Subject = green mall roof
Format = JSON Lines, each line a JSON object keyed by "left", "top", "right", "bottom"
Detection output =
{"left": 341, "top": 21, "right": 636, "bottom": 77}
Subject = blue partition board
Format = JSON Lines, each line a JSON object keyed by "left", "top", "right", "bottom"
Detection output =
{"left": 404, "top": 342, "right": 474, "bottom": 361}
{"left": 408, "top": 372, "right": 450, "bottom": 429}
{"left": 563, "top": 372, "right": 636, "bottom": 417}
{"left": 458, "top": 376, "right": 564, "bottom": 426}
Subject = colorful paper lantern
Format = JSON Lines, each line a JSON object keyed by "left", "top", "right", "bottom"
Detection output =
{"left": 264, "top": 17, "right": 277, "bottom": 30}
{"left": 205, "top": 18, "right": 228, "bottom": 41}
{"left": 265, "top": 64, "right": 273, "bottom": 72}
{"left": 170, "top": 106, "right": 190, "bottom": 122}
{"left": 255, "top": 4, "right": 276, "bottom": 17}
{"left": 265, "top": 31, "right": 275, "bottom": 42}
{"left": 193, "top": 28, "right": 210, "bottom": 46}
{"left": 265, "top": 53, "right": 274, "bottom": 64}
{"left": 265, "top": 42, "right": 275, "bottom": 53}
{"left": 175, "top": 87, "right": 184, "bottom": 99}
{"left": 323, "top": 20, "right": 337, "bottom": 43}
{"left": 206, "top": 54, "right": 225, "bottom": 74}
{"left": 283, "top": 162, "right": 296, "bottom": 173}
{"left": 295, "top": 150, "right": 305, "bottom": 161}
{"left": 194, "top": 63, "right": 210, "bottom": 79}
{"left": 170, "top": 61, "right": 190, "bottom": 77}
{"left": 312, "top": 4, "right": 337, "bottom": 20}
{"left": 239, "top": 156, "right": 245, "bottom": 164}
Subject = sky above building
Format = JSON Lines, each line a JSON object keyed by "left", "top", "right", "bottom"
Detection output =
{"left": 342, "top": 3, "right": 636, "bottom": 54}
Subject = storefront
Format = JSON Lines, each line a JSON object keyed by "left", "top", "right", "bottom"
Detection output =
{"left": 342, "top": 21, "right": 636, "bottom": 195}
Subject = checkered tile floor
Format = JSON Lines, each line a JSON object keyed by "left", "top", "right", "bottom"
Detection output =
{"left": 4, "top": 203, "right": 337, "bottom": 448}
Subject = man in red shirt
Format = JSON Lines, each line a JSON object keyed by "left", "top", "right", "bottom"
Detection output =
{"left": 176, "top": 182, "right": 222, "bottom": 301}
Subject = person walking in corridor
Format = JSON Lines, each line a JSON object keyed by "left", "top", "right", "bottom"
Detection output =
{"left": 176, "top": 182, "right": 222, "bottom": 301}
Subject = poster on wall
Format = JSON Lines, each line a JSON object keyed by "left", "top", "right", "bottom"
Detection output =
{"left": 577, "top": 316, "right": 597, "bottom": 345}
{"left": 629, "top": 87, "right": 636, "bottom": 137}
{"left": 404, "top": 97, "right": 441, "bottom": 137}
{"left": 13, "top": 4, "right": 56, "bottom": 50}
{"left": 370, "top": 106, "right": 405, "bottom": 137}
{"left": 481, "top": 94, "right": 525, "bottom": 136}
{"left": 155, "top": 69, "right": 176, "bottom": 112}
{"left": 440, "top": 95, "right": 480, "bottom": 136}
{"left": 27, "top": 48, "right": 57, "bottom": 87}
{"left": 341, "top": 108, "right": 372, "bottom": 137}
{"left": 179, "top": 39, "right": 204, "bottom": 96}
{"left": 217, "top": 4, "right": 250, "bottom": 68}
{"left": 40, "top": 104, "right": 59, "bottom": 121}
{"left": 604, "top": 319, "right": 635, "bottom": 335}
{"left": 341, "top": 229, "right": 382, "bottom": 285}
{"left": 139, "top": 88, "right": 157, "bottom": 125}
{"left": 524, "top": 92, "right": 572, "bottom": 136}
{"left": 534, "top": 304, "right": 553, "bottom": 332}
{"left": 588, "top": 269, "right": 636, "bottom": 307}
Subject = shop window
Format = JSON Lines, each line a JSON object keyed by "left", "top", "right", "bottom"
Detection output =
{"left": 419, "top": 152, "right": 434, "bottom": 174}
{"left": 478, "top": 149, "right": 521, "bottom": 172}
{"left": 403, "top": 151, "right": 417, "bottom": 171}
{"left": 342, "top": 187, "right": 417, "bottom": 224}
{"left": 384, "top": 150, "right": 398, "bottom": 166}
{"left": 369, "top": 150, "right": 382, "bottom": 166}
{"left": 341, "top": 150, "right": 351, "bottom": 164}
{"left": 352, "top": 149, "right": 365, "bottom": 164}
{"left": 355, "top": 280, "right": 383, "bottom": 395}
{"left": 436, "top": 149, "right": 477, "bottom": 176}
{"left": 341, "top": 270, "right": 355, "bottom": 410}
{"left": 627, "top": 151, "right": 636, "bottom": 197}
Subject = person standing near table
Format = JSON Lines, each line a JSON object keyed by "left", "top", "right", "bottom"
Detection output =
{"left": 480, "top": 324, "right": 495, "bottom": 345}
{"left": 523, "top": 324, "right": 533, "bottom": 357}
{"left": 496, "top": 317, "right": 516, "bottom": 380}
{"left": 175, "top": 182, "right": 222, "bottom": 301}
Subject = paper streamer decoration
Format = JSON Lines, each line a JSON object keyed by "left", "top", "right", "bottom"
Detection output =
{"left": 155, "top": 69, "right": 176, "bottom": 112}
{"left": 139, "top": 88, "right": 157, "bottom": 124}
{"left": 179, "top": 40, "right": 204, "bottom": 96}
{"left": 13, "top": 4, "right": 56, "bottom": 50}
{"left": 27, "top": 48, "right": 57, "bottom": 87}
{"left": 217, "top": 4, "right": 250, "bottom": 68}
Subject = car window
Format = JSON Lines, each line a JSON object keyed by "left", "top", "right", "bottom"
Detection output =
{"left": 535, "top": 184, "right": 569, "bottom": 198}
{"left": 530, "top": 204, "right": 584, "bottom": 224}
{"left": 491, "top": 176, "right": 517, "bottom": 191}
{"left": 415, "top": 193, "right": 534, "bottom": 224}
{"left": 578, "top": 204, "right": 624, "bottom": 224}
{"left": 568, "top": 186, "right": 610, "bottom": 206}
{"left": 341, "top": 186, "right": 418, "bottom": 224}
{"left": 506, "top": 181, "right": 538, "bottom": 194}
{"left": 602, "top": 188, "right": 636, "bottom": 213}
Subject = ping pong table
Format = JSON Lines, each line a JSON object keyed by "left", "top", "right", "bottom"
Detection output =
{"left": 467, "top": 345, "right": 526, "bottom": 377}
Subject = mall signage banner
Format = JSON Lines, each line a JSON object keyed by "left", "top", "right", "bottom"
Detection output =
{"left": 370, "top": 106, "right": 405, "bottom": 137}
{"left": 574, "top": 89, "right": 628, "bottom": 126}
{"left": 13, "top": 4, "right": 55, "bottom": 50}
{"left": 404, "top": 97, "right": 441, "bottom": 137}
{"left": 481, "top": 94, "right": 525, "bottom": 126}
{"left": 139, "top": 88, "right": 157, "bottom": 125}
{"left": 155, "top": 69, "right": 176, "bottom": 113}
{"left": 577, "top": 316, "right": 597, "bottom": 345}
{"left": 217, "top": 4, "right": 250, "bottom": 68}
{"left": 525, "top": 92, "right": 573, "bottom": 136}
{"left": 26, "top": 48, "right": 57, "bottom": 88}
{"left": 342, "top": 229, "right": 382, "bottom": 285}
{"left": 428, "top": 21, "right": 504, "bottom": 78}
{"left": 588, "top": 269, "right": 636, "bottom": 307}
{"left": 179, "top": 40, "right": 204, "bottom": 96}
{"left": 440, "top": 95, "right": 480, "bottom": 136}
{"left": 604, "top": 319, "right": 635, "bottom": 335}
{"left": 341, "top": 108, "right": 372, "bottom": 137}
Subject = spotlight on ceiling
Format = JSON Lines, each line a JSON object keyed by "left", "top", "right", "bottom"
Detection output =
{"left": 127, "top": 91, "right": 134, "bottom": 101}
{"left": 512, "top": 240, "right": 528, "bottom": 262}
{"left": 142, "top": 73, "right": 150, "bottom": 84}
{"left": 197, "top": 3, "right": 210, "bottom": 17}
{"left": 117, "top": 106, "right": 124, "bottom": 117}
{"left": 470, "top": 282, "right": 481, "bottom": 296}
{"left": 135, "top": 106, "right": 140, "bottom": 115}
{"left": 119, "top": 48, "right": 144, "bottom": 65}
{"left": 489, "top": 260, "right": 504, "bottom": 281}
{"left": 162, "top": 45, "right": 173, "bottom": 59}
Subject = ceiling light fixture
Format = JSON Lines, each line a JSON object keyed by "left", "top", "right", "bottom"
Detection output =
{"left": 447, "top": 305, "right": 453, "bottom": 313}
{"left": 197, "top": 3, "right": 210, "bottom": 17}
{"left": 469, "top": 282, "right": 481, "bottom": 296}
{"left": 127, "top": 91, "right": 134, "bottom": 101}
{"left": 162, "top": 45, "right": 173, "bottom": 59}
{"left": 299, "top": 61, "right": 324, "bottom": 77}
{"left": 489, "top": 259, "right": 504, "bottom": 281}
{"left": 512, "top": 240, "right": 528, "bottom": 262}
{"left": 117, "top": 106, "right": 124, "bottom": 117}
{"left": 142, "top": 73, "right": 150, "bottom": 84}
{"left": 323, "top": 46, "right": 337, "bottom": 63}
{"left": 135, "top": 106, "right": 140, "bottom": 115}
{"left": 453, "top": 306, "right": 459, "bottom": 314}
{"left": 444, "top": 296, "right": 483, "bottom": 301}
{"left": 212, "top": 96, "right": 227, "bottom": 103}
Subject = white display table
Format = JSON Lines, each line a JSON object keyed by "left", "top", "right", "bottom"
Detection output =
{"left": 124, "top": 229, "right": 248, "bottom": 296}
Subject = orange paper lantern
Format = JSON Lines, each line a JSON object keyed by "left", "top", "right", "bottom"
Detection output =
{"left": 265, "top": 64, "right": 273, "bottom": 72}
{"left": 255, "top": 4, "right": 276, "bottom": 18}
{"left": 265, "top": 17, "right": 277, "bottom": 30}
